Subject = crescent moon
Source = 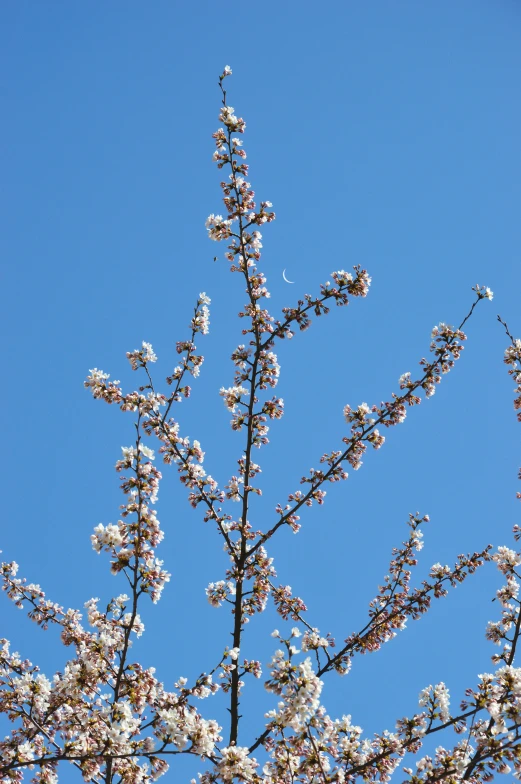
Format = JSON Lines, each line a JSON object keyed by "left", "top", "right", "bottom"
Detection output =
{"left": 282, "top": 268, "right": 295, "bottom": 284}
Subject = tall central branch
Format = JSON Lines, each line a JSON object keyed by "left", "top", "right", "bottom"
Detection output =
{"left": 221, "top": 82, "right": 264, "bottom": 746}
{"left": 229, "top": 348, "right": 259, "bottom": 745}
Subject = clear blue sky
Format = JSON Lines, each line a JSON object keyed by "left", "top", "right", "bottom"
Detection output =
{"left": 1, "top": 2, "right": 520, "bottom": 780}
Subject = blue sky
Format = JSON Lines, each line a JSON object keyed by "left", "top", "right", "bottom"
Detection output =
{"left": 1, "top": 1, "right": 520, "bottom": 780}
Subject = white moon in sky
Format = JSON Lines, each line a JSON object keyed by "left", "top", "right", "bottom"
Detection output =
{"left": 282, "top": 268, "right": 295, "bottom": 284}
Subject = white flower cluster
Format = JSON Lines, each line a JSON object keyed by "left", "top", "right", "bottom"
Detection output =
{"left": 473, "top": 283, "right": 494, "bottom": 301}
{"left": 301, "top": 628, "right": 330, "bottom": 651}
{"left": 91, "top": 522, "right": 123, "bottom": 552}
{"left": 215, "top": 745, "right": 258, "bottom": 782}
{"left": 219, "top": 384, "right": 249, "bottom": 412}
{"left": 192, "top": 293, "right": 211, "bottom": 335}
{"left": 418, "top": 681, "right": 450, "bottom": 722}
{"left": 205, "top": 580, "right": 236, "bottom": 607}
{"left": 127, "top": 341, "right": 158, "bottom": 370}
{"left": 157, "top": 703, "right": 222, "bottom": 756}
{"left": 493, "top": 545, "right": 521, "bottom": 575}
{"left": 266, "top": 651, "right": 323, "bottom": 731}
{"left": 224, "top": 475, "right": 243, "bottom": 502}
{"left": 206, "top": 213, "right": 233, "bottom": 242}
{"left": 219, "top": 105, "right": 246, "bottom": 134}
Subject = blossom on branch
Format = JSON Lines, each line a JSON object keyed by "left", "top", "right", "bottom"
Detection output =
{"left": 1, "top": 65, "right": 517, "bottom": 784}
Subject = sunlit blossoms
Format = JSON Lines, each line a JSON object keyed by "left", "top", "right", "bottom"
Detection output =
{"left": 213, "top": 746, "right": 258, "bottom": 783}
{"left": 265, "top": 651, "right": 323, "bottom": 731}
{"left": 206, "top": 580, "right": 236, "bottom": 607}
{"left": 206, "top": 213, "right": 233, "bottom": 242}
{"left": 127, "top": 340, "right": 158, "bottom": 370}
{"left": 1, "top": 66, "right": 518, "bottom": 784}
{"left": 220, "top": 384, "right": 249, "bottom": 412}
{"left": 418, "top": 682, "right": 451, "bottom": 723}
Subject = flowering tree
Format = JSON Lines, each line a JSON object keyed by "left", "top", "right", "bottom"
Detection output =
{"left": 1, "top": 66, "right": 520, "bottom": 784}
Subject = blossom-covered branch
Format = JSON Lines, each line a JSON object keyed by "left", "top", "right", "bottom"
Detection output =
{"left": 2, "top": 64, "right": 518, "bottom": 784}
{"left": 248, "top": 287, "right": 492, "bottom": 559}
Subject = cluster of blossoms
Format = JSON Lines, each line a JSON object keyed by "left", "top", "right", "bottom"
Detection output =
{"left": 127, "top": 341, "right": 158, "bottom": 371}
{"left": 206, "top": 580, "right": 236, "bottom": 607}
{"left": 265, "top": 650, "right": 323, "bottom": 732}
{"left": 0, "top": 414, "right": 227, "bottom": 783}
{"left": 90, "top": 441, "right": 169, "bottom": 601}
{"left": 418, "top": 682, "right": 451, "bottom": 723}
{"left": 2, "top": 65, "right": 520, "bottom": 784}
{"left": 503, "top": 329, "right": 521, "bottom": 446}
